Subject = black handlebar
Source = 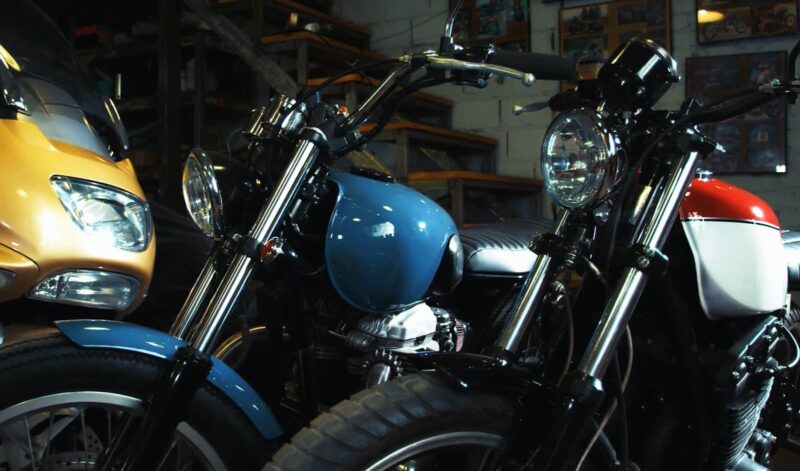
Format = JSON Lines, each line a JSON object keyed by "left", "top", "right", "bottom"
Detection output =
{"left": 487, "top": 50, "right": 576, "bottom": 82}
{"left": 690, "top": 91, "right": 776, "bottom": 126}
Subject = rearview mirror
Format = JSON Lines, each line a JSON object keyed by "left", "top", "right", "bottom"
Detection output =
{"left": 0, "top": 45, "right": 27, "bottom": 112}
{"left": 440, "top": 0, "right": 463, "bottom": 54}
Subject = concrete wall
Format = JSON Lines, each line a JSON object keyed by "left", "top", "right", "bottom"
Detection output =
{"left": 332, "top": 0, "right": 800, "bottom": 227}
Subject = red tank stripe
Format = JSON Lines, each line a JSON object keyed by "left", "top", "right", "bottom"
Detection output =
{"left": 679, "top": 178, "right": 779, "bottom": 228}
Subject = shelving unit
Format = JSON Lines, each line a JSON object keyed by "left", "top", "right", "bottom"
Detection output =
{"left": 307, "top": 74, "right": 453, "bottom": 127}
{"left": 359, "top": 121, "right": 497, "bottom": 182}
{"left": 41, "top": 0, "right": 542, "bottom": 224}
{"left": 262, "top": 31, "right": 387, "bottom": 84}
{"left": 407, "top": 171, "right": 542, "bottom": 227}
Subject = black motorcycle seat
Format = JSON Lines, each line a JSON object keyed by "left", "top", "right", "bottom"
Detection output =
{"left": 783, "top": 229, "right": 800, "bottom": 290}
{"left": 459, "top": 217, "right": 553, "bottom": 277}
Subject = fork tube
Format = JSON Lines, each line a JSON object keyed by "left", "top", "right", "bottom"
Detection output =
{"left": 189, "top": 131, "right": 323, "bottom": 353}
{"left": 169, "top": 247, "right": 219, "bottom": 339}
{"left": 494, "top": 210, "right": 571, "bottom": 354}
{"left": 578, "top": 151, "right": 700, "bottom": 378}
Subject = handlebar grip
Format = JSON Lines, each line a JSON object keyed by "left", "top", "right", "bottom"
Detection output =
{"left": 487, "top": 50, "right": 576, "bottom": 81}
{"left": 692, "top": 92, "right": 776, "bottom": 125}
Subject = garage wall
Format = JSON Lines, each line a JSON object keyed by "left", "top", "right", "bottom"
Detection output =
{"left": 332, "top": 0, "right": 800, "bottom": 228}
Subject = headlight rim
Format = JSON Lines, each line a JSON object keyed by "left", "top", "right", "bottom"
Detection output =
{"left": 182, "top": 149, "right": 225, "bottom": 238}
{"left": 541, "top": 107, "right": 621, "bottom": 209}
{"left": 50, "top": 175, "right": 154, "bottom": 252}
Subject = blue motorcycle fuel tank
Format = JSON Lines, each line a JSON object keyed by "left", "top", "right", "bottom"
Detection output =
{"left": 326, "top": 172, "right": 458, "bottom": 313}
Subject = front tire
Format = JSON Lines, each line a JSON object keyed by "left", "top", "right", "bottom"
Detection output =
{"left": 0, "top": 332, "right": 273, "bottom": 470}
{"left": 265, "top": 374, "right": 515, "bottom": 471}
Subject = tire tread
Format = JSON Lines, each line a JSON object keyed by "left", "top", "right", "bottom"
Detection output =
{"left": 266, "top": 373, "right": 514, "bottom": 471}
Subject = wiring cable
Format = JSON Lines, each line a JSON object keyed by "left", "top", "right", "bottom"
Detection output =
{"left": 576, "top": 326, "right": 633, "bottom": 470}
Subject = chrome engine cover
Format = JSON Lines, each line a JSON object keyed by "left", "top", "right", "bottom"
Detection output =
{"left": 346, "top": 303, "right": 440, "bottom": 353}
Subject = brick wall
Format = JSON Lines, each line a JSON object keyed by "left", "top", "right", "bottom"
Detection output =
{"left": 332, "top": 0, "right": 800, "bottom": 227}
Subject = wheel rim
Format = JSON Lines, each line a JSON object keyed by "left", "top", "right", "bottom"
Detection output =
{"left": 364, "top": 431, "right": 506, "bottom": 471}
{"left": 0, "top": 391, "right": 226, "bottom": 471}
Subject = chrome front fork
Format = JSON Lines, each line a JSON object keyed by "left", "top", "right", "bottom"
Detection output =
{"left": 494, "top": 151, "right": 699, "bottom": 381}
{"left": 578, "top": 151, "right": 700, "bottom": 377}
{"left": 494, "top": 210, "right": 572, "bottom": 353}
{"left": 169, "top": 130, "right": 324, "bottom": 353}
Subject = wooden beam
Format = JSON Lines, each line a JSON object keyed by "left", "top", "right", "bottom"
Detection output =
{"left": 407, "top": 171, "right": 543, "bottom": 187}
{"left": 193, "top": 31, "right": 207, "bottom": 147}
{"left": 267, "top": 0, "right": 371, "bottom": 38}
{"left": 158, "top": 0, "right": 182, "bottom": 209}
{"left": 183, "top": 0, "right": 299, "bottom": 97}
{"left": 360, "top": 121, "right": 497, "bottom": 147}
{"left": 262, "top": 32, "right": 386, "bottom": 62}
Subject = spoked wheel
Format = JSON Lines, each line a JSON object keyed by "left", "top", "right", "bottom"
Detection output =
{"left": 0, "top": 332, "right": 273, "bottom": 470}
{"left": 360, "top": 432, "right": 506, "bottom": 471}
{"left": 0, "top": 392, "right": 218, "bottom": 470}
{"left": 265, "top": 374, "right": 515, "bottom": 471}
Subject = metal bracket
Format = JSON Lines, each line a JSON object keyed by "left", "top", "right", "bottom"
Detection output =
{"left": 624, "top": 244, "right": 669, "bottom": 276}
{"left": 529, "top": 233, "right": 572, "bottom": 259}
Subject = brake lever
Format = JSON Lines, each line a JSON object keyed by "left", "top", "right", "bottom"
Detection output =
{"left": 512, "top": 102, "right": 549, "bottom": 115}
{"left": 426, "top": 55, "right": 535, "bottom": 86}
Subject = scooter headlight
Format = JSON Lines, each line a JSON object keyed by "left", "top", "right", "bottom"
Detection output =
{"left": 182, "top": 150, "right": 223, "bottom": 238}
{"left": 51, "top": 176, "right": 153, "bottom": 251}
{"left": 29, "top": 269, "right": 139, "bottom": 310}
{"left": 541, "top": 109, "right": 619, "bottom": 209}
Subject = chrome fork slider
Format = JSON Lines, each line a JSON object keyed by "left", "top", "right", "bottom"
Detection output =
{"left": 492, "top": 210, "right": 572, "bottom": 355}
{"left": 188, "top": 130, "right": 324, "bottom": 353}
{"left": 169, "top": 247, "right": 219, "bottom": 340}
{"left": 578, "top": 151, "right": 700, "bottom": 378}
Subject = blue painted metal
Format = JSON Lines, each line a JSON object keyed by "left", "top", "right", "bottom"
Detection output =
{"left": 54, "top": 319, "right": 282, "bottom": 440}
{"left": 326, "top": 171, "right": 457, "bottom": 313}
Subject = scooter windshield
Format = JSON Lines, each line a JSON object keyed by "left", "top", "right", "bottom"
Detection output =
{"left": 0, "top": 0, "right": 128, "bottom": 159}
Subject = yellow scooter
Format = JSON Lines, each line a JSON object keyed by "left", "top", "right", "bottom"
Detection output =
{"left": 0, "top": 2, "right": 154, "bottom": 337}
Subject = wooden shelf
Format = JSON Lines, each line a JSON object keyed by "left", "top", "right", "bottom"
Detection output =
{"left": 307, "top": 74, "right": 453, "bottom": 121}
{"left": 360, "top": 121, "right": 497, "bottom": 147}
{"left": 360, "top": 121, "right": 497, "bottom": 148}
{"left": 408, "top": 170, "right": 542, "bottom": 227}
{"left": 262, "top": 31, "right": 388, "bottom": 83}
{"left": 117, "top": 92, "right": 251, "bottom": 113}
{"left": 407, "top": 171, "right": 542, "bottom": 228}
{"left": 217, "top": 0, "right": 371, "bottom": 46}
{"left": 307, "top": 74, "right": 452, "bottom": 108}
{"left": 77, "top": 35, "right": 234, "bottom": 62}
{"left": 407, "top": 171, "right": 541, "bottom": 191}
{"left": 360, "top": 121, "right": 497, "bottom": 181}
{"left": 267, "top": 0, "right": 370, "bottom": 42}
{"left": 262, "top": 31, "right": 384, "bottom": 60}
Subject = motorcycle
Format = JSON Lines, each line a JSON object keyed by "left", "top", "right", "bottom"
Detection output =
{"left": 703, "top": 13, "right": 749, "bottom": 40}
{"left": 755, "top": 5, "right": 798, "bottom": 35}
{"left": 267, "top": 34, "right": 800, "bottom": 471}
{"left": 0, "top": 2, "right": 154, "bottom": 340}
{"left": 0, "top": 3, "right": 575, "bottom": 470}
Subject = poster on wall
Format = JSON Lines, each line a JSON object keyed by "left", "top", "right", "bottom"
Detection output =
{"left": 696, "top": 0, "right": 798, "bottom": 43}
{"left": 450, "top": 0, "right": 530, "bottom": 51}
{"left": 559, "top": 0, "right": 670, "bottom": 65}
{"left": 685, "top": 52, "right": 787, "bottom": 174}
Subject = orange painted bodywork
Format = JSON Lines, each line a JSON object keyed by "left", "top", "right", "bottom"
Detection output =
{"left": 0, "top": 119, "right": 154, "bottom": 312}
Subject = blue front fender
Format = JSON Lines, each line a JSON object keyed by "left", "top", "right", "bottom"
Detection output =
{"left": 55, "top": 319, "right": 282, "bottom": 440}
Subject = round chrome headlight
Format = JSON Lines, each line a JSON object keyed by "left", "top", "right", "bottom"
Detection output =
{"left": 182, "top": 150, "right": 223, "bottom": 237}
{"left": 541, "top": 109, "right": 619, "bottom": 209}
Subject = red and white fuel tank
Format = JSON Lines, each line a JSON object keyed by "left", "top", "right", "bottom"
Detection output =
{"left": 680, "top": 177, "right": 787, "bottom": 319}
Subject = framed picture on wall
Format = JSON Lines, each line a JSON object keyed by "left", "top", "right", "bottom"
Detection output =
{"left": 685, "top": 52, "right": 787, "bottom": 174}
{"left": 559, "top": 0, "right": 670, "bottom": 65}
{"left": 696, "top": 1, "right": 798, "bottom": 44}
{"left": 450, "top": 0, "right": 530, "bottom": 51}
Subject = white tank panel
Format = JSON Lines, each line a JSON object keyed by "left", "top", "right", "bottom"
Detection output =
{"left": 682, "top": 219, "right": 787, "bottom": 319}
